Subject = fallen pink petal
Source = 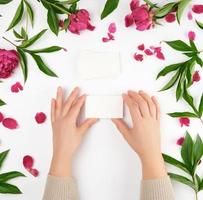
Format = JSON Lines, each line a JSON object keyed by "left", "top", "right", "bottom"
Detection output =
{"left": 192, "top": 71, "right": 201, "bottom": 83}
{"left": 11, "top": 82, "right": 23, "bottom": 93}
{"left": 187, "top": 11, "right": 193, "bottom": 20}
{"left": 108, "top": 23, "right": 116, "bottom": 33}
{"left": 176, "top": 137, "right": 185, "bottom": 146}
{"left": 102, "top": 37, "right": 110, "bottom": 42}
{"left": 138, "top": 44, "right": 145, "bottom": 51}
{"left": 35, "top": 112, "right": 47, "bottom": 124}
{"left": 2, "top": 117, "right": 18, "bottom": 129}
{"left": 188, "top": 31, "right": 196, "bottom": 41}
{"left": 156, "top": 51, "right": 165, "bottom": 60}
{"left": 192, "top": 4, "right": 203, "bottom": 14}
{"left": 165, "top": 13, "right": 176, "bottom": 23}
{"left": 179, "top": 117, "right": 190, "bottom": 127}
{"left": 134, "top": 53, "right": 144, "bottom": 61}
{"left": 144, "top": 49, "right": 153, "bottom": 56}
{"left": 0, "top": 112, "right": 4, "bottom": 123}
{"left": 23, "top": 155, "right": 34, "bottom": 169}
{"left": 29, "top": 168, "right": 39, "bottom": 177}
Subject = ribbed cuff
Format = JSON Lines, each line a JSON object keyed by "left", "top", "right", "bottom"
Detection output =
{"left": 140, "top": 176, "right": 175, "bottom": 200}
{"left": 42, "top": 175, "right": 78, "bottom": 200}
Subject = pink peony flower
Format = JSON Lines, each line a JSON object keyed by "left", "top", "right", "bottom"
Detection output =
{"left": 192, "top": 71, "right": 201, "bottom": 83}
{"left": 2, "top": 118, "right": 18, "bottom": 129}
{"left": 176, "top": 137, "right": 185, "bottom": 146}
{"left": 188, "top": 31, "right": 196, "bottom": 41}
{"left": 35, "top": 112, "right": 46, "bottom": 124}
{"left": 0, "top": 112, "right": 4, "bottom": 123}
{"left": 179, "top": 117, "right": 190, "bottom": 127}
{"left": 0, "top": 49, "right": 19, "bottom": 79}
{"left": 134, "top": 53, "right": 143, "bottom": 61}
{"left": 11, "top": 82, "right": 23, "bottom": 93}
{"left": 187, "top": 11, "right": 193, "bottom": 20}
{"left": 125, "top": 0, "right": 153, "bottom": 31}
{"left": 165, "top": 13, "right": 176, "bottom": 23}
{"left": 108, "top": 23, "right": 116, "bottom": 33}
{"left": 138, "top": 44, "right": 145, "bottom": 51}
{"left": 68, "top": 9, "right": 95, "bottom": 34}
{"left": 192, "top": 4, "right": 203, "bottom": 14}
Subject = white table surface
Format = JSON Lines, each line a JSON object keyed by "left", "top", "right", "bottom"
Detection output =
{"left": 0, "top": 0, "right": 203, "bottom": 199}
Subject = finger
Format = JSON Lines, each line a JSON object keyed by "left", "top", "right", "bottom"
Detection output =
{"left": 62, "top": 87, "right": 79, "bottom": 116}
{"left": 152, "top": 96, "right": 160, "bottom": 121}
{"left": 56, "top": 86, "right": 64, "bottom": 118}
{"left": 79, "top": 118, "right": 98, "bottom": 133}
{"left": 68, "top": 95, "right": 86, "bottom": 120}
{"left": 112, "top": 119, "right": 130, "bottom": 140}
{"left": 123, "top": 94, "right": 142, "bottom": 122}
{"left": 139, "top": 90, "right": 156, "bottom": 117}
{"left": 51, "top": 98, "right": 56, "bottom": 123}
{"left": 128, "top": 91, "right": 150, "bottom": 117}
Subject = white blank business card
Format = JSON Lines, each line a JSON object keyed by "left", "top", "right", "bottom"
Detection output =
{"left": 85, "top": 95, "right": 123, "bottom": 119}
{"left": 77, "top": 50, "right": 121, "bottom": 79}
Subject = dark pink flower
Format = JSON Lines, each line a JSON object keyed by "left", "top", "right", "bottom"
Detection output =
{"left": 144, "top": 49, "right": 153, "bottom": 55}
{"left": 138, "top": 44, "right": 145, "bottom": 51}
{"left": 35, "top": 112, "right": 46, "bottom": 124}
{"left": 2, "top": 118, "right": 18, "bottom": 129}
{"left": 11, "top": 82, "right": 23, "bottom": 93}
{"left": 192, "top": 4, "right": 203, "bottom": 14}
{"left": 68, "top": 9, "right": 95, "bottom": 34}
{"left": 187, "top": 11, "right": 193, "bottom": 20}
{"left": 192, "top": 71, "right": 201, "bottom": 83}
{"left": 165, "top": 13, "right": 176, "bottom": 23}
{"left": 134, "top": 53, "right": 143, "bottom": 61}
{"left": 23, "top": 155, "right": 34, "bottom": 169}
{"left": 125, "top": 0, "right": 153, "bottom": 31}
{"left": 176, "top": 137, "right": 185, "bottom": 146}
{"left": 0, "top": 49, "right": 19, "bottom": 79}
{"left": 108, "top": 23, "right": 116, "bottom": 33}
{"left": 188, "top": 31, "right": 196, "bottom": 41}
{"left": 179, "top": 117, "right": 190, "bottom": 127}
{"left": 0, "top": 112, "right": 4, "bottom": 123}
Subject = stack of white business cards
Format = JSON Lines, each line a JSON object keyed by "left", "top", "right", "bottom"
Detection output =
{"left": 77, "top": 50, "right": 121, "bottom": 79}
{"left": 85, "top": 95, "right": 123, "bottom": 119}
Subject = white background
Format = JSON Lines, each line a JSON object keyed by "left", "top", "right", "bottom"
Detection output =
{"left": 0, "top": 0, "right": 203, "bottom": 199}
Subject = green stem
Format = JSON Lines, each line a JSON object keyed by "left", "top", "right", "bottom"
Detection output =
{"left": 195, "top": 191, "right": 198, "bottom": 200}
{"left": 2, "top": 37, "right": 17, "bottom": 47}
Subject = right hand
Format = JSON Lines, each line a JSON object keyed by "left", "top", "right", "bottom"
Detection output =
{"left": 112, "top": 90, "right": 167, "bottom": 180}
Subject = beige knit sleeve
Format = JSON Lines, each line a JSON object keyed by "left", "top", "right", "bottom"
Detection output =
{"left": 42, "top": 175, "right": 78, "bottom": 200}
{"left": 140, "top": 176, "right": 175, "bottom": 200}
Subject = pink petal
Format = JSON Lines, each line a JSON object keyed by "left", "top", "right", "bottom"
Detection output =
{"left": 192, "top": 71, "right": 201, "bottom": 83}
{"left": 192, "top": 4, "right": 203, "bottom": 14}
{"left": 176, "top": 137, "right": 185, "bottom": 146}
{"left": 108, "top": 23, "right": 116, "bottom": 33}
{"left": 144, "top": 49, "right": 153, "bottom": 55}
{"left": 23, "top": 155, "right": 34, "bottom": 169}
{"left": 188, "top": 31, "right": 196, "bottom": 41}
{"left": 137, "top": 44, "right": 145, "bottom": 51}
{"left": 29, "top": 168, "right": 39, "bottom": 177}
{"left": 156, "top": 51, "right": 165, "bottom": 60}
{"left": 125, "top": 14, "right": 134, "bottom": 27}
{"left": 35, "top": 112, "right": 46, "bottom": 124}
{"left": 102, "top": 37, "right": 110, "bottom": 42}
{"left": 11, "top": 82, "right": 23, "bottom": 93}
{"left": 133, "top": 53, "right": 144, "bottom": 61}
{"left": 165, "top": 13, "right": 176, "bottom": 23}
{"left": 130, "top": 0, "right": 139, "bottom": 11}
{"left": 179, "top": 117, "right": 190, "bottom": 127}
{"left": 0, "top": 112, "right": 4, "bottom": 123}
{"left": 187, "top": 11, "right": 193, "bottom": 20}
{"left": 59, "top": 20, "right": 64, "bottom": 28}
{"left": 107, "top": 32, "right": 115, "bottom": 40}
{"left": 2, "top": 118, "right": 18, "bottom": 129}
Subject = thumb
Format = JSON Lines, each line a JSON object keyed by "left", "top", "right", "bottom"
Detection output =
{"left": 79, "top": 118, "right": 98, "bottom": 134}
{"left": 112, "top": 119, "right": 130, "bottom": 140}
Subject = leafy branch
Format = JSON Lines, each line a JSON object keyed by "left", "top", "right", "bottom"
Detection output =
{"left": 0, "top": 150, "right": 25, "bottom": 194}
{"left": 3, "top": 29, "right": 63, "bottom": 82}
{"left": 163, "top": 132, "right": 203, "bottom": 200}
{"left": 157, "top": 38, "right": 203, "bottom": 101}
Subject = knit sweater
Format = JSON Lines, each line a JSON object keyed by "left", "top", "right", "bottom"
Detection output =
{"left": 43, "top": 175, "right": 175, "bottom": 200}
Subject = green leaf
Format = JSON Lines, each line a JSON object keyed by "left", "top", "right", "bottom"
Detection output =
{"left": 0, "top": 150, "right": 9, "bottom": 169}
{"left": 162, "top": 153, "right": 189, "bottom": 174}
{"left": 176, "top": 0, "right": 191, "bottom": 24}
{"left": 7, "top": 0, "right": 24, "bottom": 31}
{"left": 69, "top": 2, "right": 77, "bottom": 13}
{"left": 30, "top": 46, "right": 62, "bottom": 53}
{"left": 156, "top": 62, "right": 183, "bottom": 79}
{"left": 196, "top": 20, "right": 203, "bottom": 30}
{"left": 193, "top": 135, "right": 203, "bottom": 170}
{"left": 189, "top": 40, "right": 198, "bottom": 52}
{"left": 29, "top": 53, "right": 58, "bottom": 77}
{"left": 165, "top": 40, "right": 192, "bottom": 52}
{"left": 0, "top": 99, "right": 6, "bottom": 106}
{"left": 0, "top": 171, "right": 25, "bottom": 182}
{"left": 0, "top": 183, "right": 22, "bottom": 194}
{"left": 0, "top": 0, "right": 12, "bottom": 4}
{"left": 168, "top": 173, "right": 197, "bottom": 191}
{"left": 21, "top": 27, "right": 28, "bottom": 40}
{"left": 199, "top": 94, "right": 203, "bottom": 116}
{"left": 176, "top": 69, "right": 185, "bottom": 101}
{"left": 24, "top": 0, "right": 34, "bottom": 27}
{"left": 143, "top": 0, "right": 157, "bottom": 8}
{"left": 181, "top": 132, "right": 194, "bottom": 172}
{"left": 101, "top": 0, "right": 119, "bottom": 20}
{"left": 195, "top": 56, "right": 203, "bottom": 67}
{"left": 19, "top": 29, "right": 47, "bottom": 48}
{"left": 186, "top": 60, "right": 195, "bottom": 87}
{"left": 47, "top": 5, "right": 59, "bottom": 35}
{"left": 17, "top": 48, "right": 28, "bottom": 82}
{"left": 159, "top": 70, "right": 180, "bottom": 91}
{"left": 168, "top": 112, "right": 198, "bottom": 118}
{"left": 13, "top": 29, "right": 23, "bottom": 39}
{"left": 155, "top": 2, "right": 176, "bottom": 18}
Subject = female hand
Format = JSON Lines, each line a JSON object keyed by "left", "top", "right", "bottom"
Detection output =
{"left": 49, "top": 87, "right": 98, "bottom": 177}
{"left": 112, "top": 90, "right": 166, "bottom": 180}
